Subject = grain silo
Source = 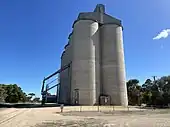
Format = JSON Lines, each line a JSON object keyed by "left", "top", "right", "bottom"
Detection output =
{"left": 59, "top": 38, "right": 72, "bottom": 104}
{"left": 58, "top": 4, "right": 128, "bottom": 106}
{"left": 71, "top": 20, "right": 100, "bottom": 105}
{"left": 100, "top": 24, "right": 128, "bottom": 106}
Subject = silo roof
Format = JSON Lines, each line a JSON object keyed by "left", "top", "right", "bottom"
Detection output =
{"left": 72, "top": 4, "right": 122, "bottom": 28}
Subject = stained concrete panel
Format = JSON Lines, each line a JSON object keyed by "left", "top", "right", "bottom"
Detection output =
{"left": 100, "top": 24, "right": 128, "bottom": 106}
{"left": 59, "top": 40, "right": 72, "bottom": 104}
{"left": 71, "top": 20, "right": 99, "bottom": 105}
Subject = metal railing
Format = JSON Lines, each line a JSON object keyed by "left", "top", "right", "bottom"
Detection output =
{"left": 57, "top": 105, "right": 142, "bottom": 113}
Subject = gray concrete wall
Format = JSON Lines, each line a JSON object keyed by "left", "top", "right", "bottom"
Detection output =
{"left": 71, "top": 20, "right": 99, "bottom": 105}
{"left": 115, "top": 26, "right": 128, "bottom": 107}
{"left": 100, "top": 24, "right": 128, "bottom": 106}
{"left": 59, "top": 5, "right": 128, "bottom": 106}
{"left": 59, "top": 51, "right": 66, "bottom": 103}
{"left": 94, "top": 25, "right": 100, "bottom": 105}
{"left": 59, "top": 41, "right": 72, "bottom": 104}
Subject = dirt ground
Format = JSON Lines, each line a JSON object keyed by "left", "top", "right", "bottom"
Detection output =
{"left": 0, "top": 108, "right": 6, "bottom": 111}
{"left": 0, "top": 107, "right": 170, "bottom": 127}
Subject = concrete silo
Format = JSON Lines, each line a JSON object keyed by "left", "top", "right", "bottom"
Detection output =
{"left": 71, "top": 19, "right": 100, "bottom": 105}
{"left": 58, "top": 4, "right": 128, "bottom": 106}
{"left": 59, "top": 38, "right": 72, "bottom": 104}
{"left": 100, "top": 24, "right": 128, "bottom": 106}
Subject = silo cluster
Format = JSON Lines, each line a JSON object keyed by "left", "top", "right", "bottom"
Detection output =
{"left": 59, "top": 4, "right": 128, "bottom": 106}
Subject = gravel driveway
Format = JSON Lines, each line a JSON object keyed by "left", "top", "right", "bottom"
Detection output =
{"left": 0, "top": 107, "right": 170, "bottom": 127}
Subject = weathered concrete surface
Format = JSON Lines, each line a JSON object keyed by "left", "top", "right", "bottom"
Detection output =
{"left": 59, "top": 36, "right": 72, "bottom": 104}
{"left": 100, "top": 24, "right": 128, "bottom": 106}
{"left": 59, "top": 4, "right": 128, "bottom": 106}
{"left": 71, "top": 20, "right": 99, "bottom": 105}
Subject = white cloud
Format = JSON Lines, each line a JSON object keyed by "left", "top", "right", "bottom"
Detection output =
{"left": 153, "top": 29, "right": 170, "bottom": 40}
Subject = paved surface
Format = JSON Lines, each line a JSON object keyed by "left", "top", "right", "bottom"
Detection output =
{"left": 0, "top": 108, "right": 7, "bottom": 111}
{"left": 0, "top": 107, "right": 170, "bottom": 127}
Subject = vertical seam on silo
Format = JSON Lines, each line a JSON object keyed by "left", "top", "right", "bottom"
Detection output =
{"left": 99, "top": 24, "right": 103, "bottom": 95}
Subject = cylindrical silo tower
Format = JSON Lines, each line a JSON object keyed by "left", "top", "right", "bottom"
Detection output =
{"left": 58, "top": 4, "right": 128, "bottom": 106}
{"left": 59, "top": 40, "right": 72, "bottom": 104}
{"left": 59, "top": 51, "right": 67, "bottom": 103}
{"left": 68, "top": 33, "right": 75, "bottom": 104}
{"left": 71, "top": 19, "right": 100, "bottom": 105}
{"left": 101, "top": 24, "right": 128, "bottom": 106}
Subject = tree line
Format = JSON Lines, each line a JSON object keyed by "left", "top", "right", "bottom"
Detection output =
{"left": 0, "top": 84, "right": 40, "bottom": 103}
{"left": 1, "top": 75, "right": 170, "bottom": 106}
{"left": 127, "top": 75, "right": 170, "bottom": 106}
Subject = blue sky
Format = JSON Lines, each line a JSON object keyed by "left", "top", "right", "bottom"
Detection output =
{"left": 0, "top": 0, "right": 170, "bottom": 97}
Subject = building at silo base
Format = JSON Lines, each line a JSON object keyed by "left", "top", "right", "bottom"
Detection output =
{"left": 58, "top": 4, "right": 128, "bottom": 107}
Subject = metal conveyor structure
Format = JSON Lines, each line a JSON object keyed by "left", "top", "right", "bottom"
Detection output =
{"left": 41, "top": 63, "right": 71, "bottom": 105}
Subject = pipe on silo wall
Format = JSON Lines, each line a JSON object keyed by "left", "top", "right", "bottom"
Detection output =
{"left": 71, "top": 20, "right": 100, "bottom": 105}
{"left": 100, "top": 24, "right": 128, "bottom": 107}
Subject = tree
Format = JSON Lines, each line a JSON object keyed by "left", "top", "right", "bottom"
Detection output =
{"left": 28, "top": 93, "right": 35, "bottom": 99}
{"left": 28, "top": 93, "right": 35, "bottom": 96}
{"left": 157, "top": 76, "right": 170, "bottom": 105}
{"left": 127, "top": 79, "right": 141, "bottom": 105}
{"left": 33, "top": 97, "right": 40, "bottom": 102}
{"left": 127, "top": 75, "right": 170, "bottom": 107}
{"left": 141, "top": 79, "right": 153, "bottom": 105}
{"left": 26, "top": 96, "right": 32, "bottom": 102}
{"left": 0, "top": 84, "right": 38, "bottom": 103}
{"left": 4, "top": 84, "right": 27, "bottom": 103}
{"left": 0, "top": 85, "right": 7, "bottom": 102}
